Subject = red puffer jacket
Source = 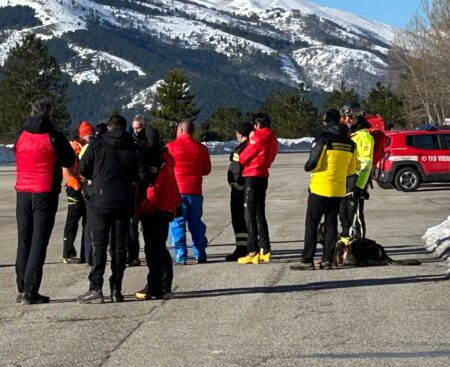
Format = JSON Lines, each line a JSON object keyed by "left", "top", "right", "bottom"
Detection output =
{"left": 167, "top": 134, "right": 211, "bottom": 195}
{"left": 240, "top": 127, "right": 278, "bottom": 177}
{"left": 135, "top": 159, "right": 182, "bottom": 220}
{"left": 16, "top": 131, "right": 57, "bottom": 193}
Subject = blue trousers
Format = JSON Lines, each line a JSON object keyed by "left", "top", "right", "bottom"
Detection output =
{"left": 170, "top": 195, "right": 207, "bottom": 263}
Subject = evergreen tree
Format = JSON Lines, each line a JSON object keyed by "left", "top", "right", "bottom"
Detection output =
{"left": 0, "top": 34, "right": 70, "bottom": 141}
{"left": 261, "top": 84, "right": 319, "bottom": 138}
{"left": 363, "top": 83, "right": 406, "bottom": 128}
{"left": 150, "top": 69, "right": 200, "bottom": 125}
{"left": 322, "top": 81, "right": 360, "bottom": 112}
{"left": 199, "top": 106, "right": 248, "bottom": 141}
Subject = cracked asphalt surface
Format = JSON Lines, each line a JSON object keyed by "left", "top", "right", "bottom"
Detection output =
{"left": 0, "top": 153, "right": 449, "bottom": 366}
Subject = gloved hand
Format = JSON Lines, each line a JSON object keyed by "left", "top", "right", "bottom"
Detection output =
{"left": 354, "top": 187, "right": 369, "bottom": 200}
{"left": 232, "top": 153, "right": 240, "bottom": 162}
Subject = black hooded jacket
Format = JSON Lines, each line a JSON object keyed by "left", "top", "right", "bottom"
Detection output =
{"left": 305, "top": 123, "right": 353, "bottom": 172}
{"left": 78, "top": 128, "right": 138, "bottom": 210}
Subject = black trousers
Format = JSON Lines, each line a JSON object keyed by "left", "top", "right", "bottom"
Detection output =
{"left": 244, "top": 177, "right": 270, "bottom": 253}
{"left": 141, "top": 212, "right": 173, "bottom": 294}
{"left": 89, "top": 207, "right": 129, "bottom": 292}
{"left": 230, "top": 187, "right": 248, "bottom": 247}
{"left": 62, "top": 188, "right": 86, "bottom": 259}
{"left": 303, "top": 193, "right": 342, "bottom": 263}
{"left": 127, "top": 218, "right": 140, "bottom": 261}
{"left": 339, "top": 195, "right": 366, "bottom": 238}
{"left": 16, "top": 192, "right": 59, "bottom": 294}
{"left": 83, "top": 198, "right": 93, "bottom": 265}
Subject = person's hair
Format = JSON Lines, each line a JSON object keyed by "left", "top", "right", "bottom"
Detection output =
{"left": 323, "top": 109, "right": 340, "bottom": 125}
{"left": 108, "top": 115, "right": 127, "bottom": 130}
{"left": 252, "top": 112, "right": 271, "bottom": 128}
{"left": 31, "top": 100, "right": 52, "bottom": 120}
{"left": 177, "top": 119, "right": 194, "bottom": 134}
{"left": 95, "top": 122, "right": 108, "bottom": 135}
{"left": 132, "top": 114, "right": 147, "bottom": 125}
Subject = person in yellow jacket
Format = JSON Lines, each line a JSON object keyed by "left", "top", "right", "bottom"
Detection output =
{"left": 291, "top": 109, "right": 356, "bottom": 271}
{"left": 338, "top": 102, "right": 374, "bottom": 239}
{"left": 62, "top": 121, "right": 94, "bottom": 264}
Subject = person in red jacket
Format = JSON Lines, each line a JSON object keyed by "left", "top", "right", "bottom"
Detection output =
{"left": 135, "top": 127, "right": 181, "bottom": 299}
{"left": 62, "top": 120, "right": 95, "bottom": 264}
{"left": 166, "top": 120, "right": 211, "bottom": 264}
{"left": 15, "top": 100, "right": 76, "bottom": 304}
{"left": 236, "top": 113, "right": 278, "bottom": 264}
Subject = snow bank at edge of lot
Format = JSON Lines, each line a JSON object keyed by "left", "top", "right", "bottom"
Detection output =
{"left": 1, "top": 138, "right": 314, "bottom": 163}
{"left": 422, "top": 216, "right": 450, "bottom": 275}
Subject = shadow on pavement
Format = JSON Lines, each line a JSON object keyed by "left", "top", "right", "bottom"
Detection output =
{"left": 170, "top": 274, "right": 447, "bottom": 299}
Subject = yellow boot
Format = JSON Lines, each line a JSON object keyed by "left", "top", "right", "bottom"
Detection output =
{"left": 259, "top": 249, "right": 271, "bottom": 263}
{"left": 238, "top": 251, "right": 260, "bottom": 264}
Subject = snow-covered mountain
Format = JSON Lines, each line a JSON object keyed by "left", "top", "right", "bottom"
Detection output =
{"left": 0, "top": 0, "right": 397, "bottom": 123}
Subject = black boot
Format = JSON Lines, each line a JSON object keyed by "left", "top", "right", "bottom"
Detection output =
{"left": 225, "top": 246, "right": 248, "bottom": 261}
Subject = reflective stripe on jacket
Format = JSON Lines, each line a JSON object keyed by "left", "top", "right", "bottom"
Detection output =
{"left": 351, "top": 129, "right": 374, "bottom": 189}
{"left": 306, "top": 125, "right": 357, "bottom": 198}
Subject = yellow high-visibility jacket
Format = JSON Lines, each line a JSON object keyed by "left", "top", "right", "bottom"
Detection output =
{"left": 306, "top": 125, "right": 357, "bottom": 198}
{"left": 351, "top": 128, "right": 374, "bottom": 189}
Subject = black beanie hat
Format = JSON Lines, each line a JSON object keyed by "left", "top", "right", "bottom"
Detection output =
{"left": 323, "top": 109, "right": 340, "bottom": 125}
{"left": 236, "top": 122, "right": 253, "bottom": 137}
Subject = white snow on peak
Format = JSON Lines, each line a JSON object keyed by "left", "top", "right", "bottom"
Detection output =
{"left": 62, "top": 44, "right": 146, "bottom": 85}
{"left": 192, "top": 0, "right": 397, "bottom": 44}
{"left": 292, "top": 45, "right": 387, "bottom": 92}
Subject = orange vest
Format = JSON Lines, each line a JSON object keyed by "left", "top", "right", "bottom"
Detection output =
{"left": 63, "top": 140, "right": 84, "bottom": 191}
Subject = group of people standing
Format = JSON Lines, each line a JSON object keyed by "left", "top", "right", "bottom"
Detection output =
{"left": 290, "top": 102, "right": 375, "bottom": 271}
{"left": 13, "top": 98, "right": 372, "bottom": 305}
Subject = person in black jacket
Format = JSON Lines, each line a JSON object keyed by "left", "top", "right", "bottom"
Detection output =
{"left": 225, "top": 122, "right": 253, "bottom": 261}
{"left": 15, "top": 100, "right": 75, "bottom": 304}
{"left": 77, "top": 115, "right": 138, "bottom": 304}
{"left": 290, "top": 110, "right": 356, "bottom": 271}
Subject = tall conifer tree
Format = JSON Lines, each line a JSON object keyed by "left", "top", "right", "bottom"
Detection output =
{"left": 0, "top": 34, "right": 70, "bottom": 140}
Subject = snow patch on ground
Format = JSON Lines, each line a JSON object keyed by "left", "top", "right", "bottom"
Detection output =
{"left": 422, "top": 216, "right": 450, "bottom": 275}
{"left": 204, "top": 137, "right": 313, "bottom": 155}
{"left": 0, "top": 138, "right": 313, "bottom": 163}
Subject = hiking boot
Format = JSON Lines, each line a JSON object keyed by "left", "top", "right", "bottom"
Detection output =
{"left": 259, "top": 249, "right": 271, "bottom": 263}
{"left": 196, "top": 258, "right": 207, "bottom": 264}
{"left": 148, "top": 292, "right": 170, "bottom": 300}
{"left": 135, "top": 286, "right": 149, "bottom": 300}
{"left": 290, "top": 261, "right": 315, "bottom": 271}
{"left": 238, "top": 252, "right": 260, "bottom": 264}
{"left": 320, "top": 261, "right": 332, "bottom": 270}
{"left": 77, "top": 290, "right": 104, "bottom": 304}
{"left": 111, "top": 290, "right": 124, "bottom": 303}
{"left": 21, "top": 293, "right": 50, "bottom": 305}
{"left": 63, "top": 257, "right": 81, "bottom": 264}
{"left": 127, "top": 259, "right": 141, "bottom": 267}
{"left": 225, "top": 247, "right": 248, "bottom": 261}
{"left": 16, "top": 293, "right": 23, "bottom": 303}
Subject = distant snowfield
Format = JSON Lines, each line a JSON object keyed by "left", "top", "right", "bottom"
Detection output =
{"left": 292, "top": 45, "right": 387, "bottom": 92}
{"left": 0, "top": 138, "right": 313, "bottom": 163}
